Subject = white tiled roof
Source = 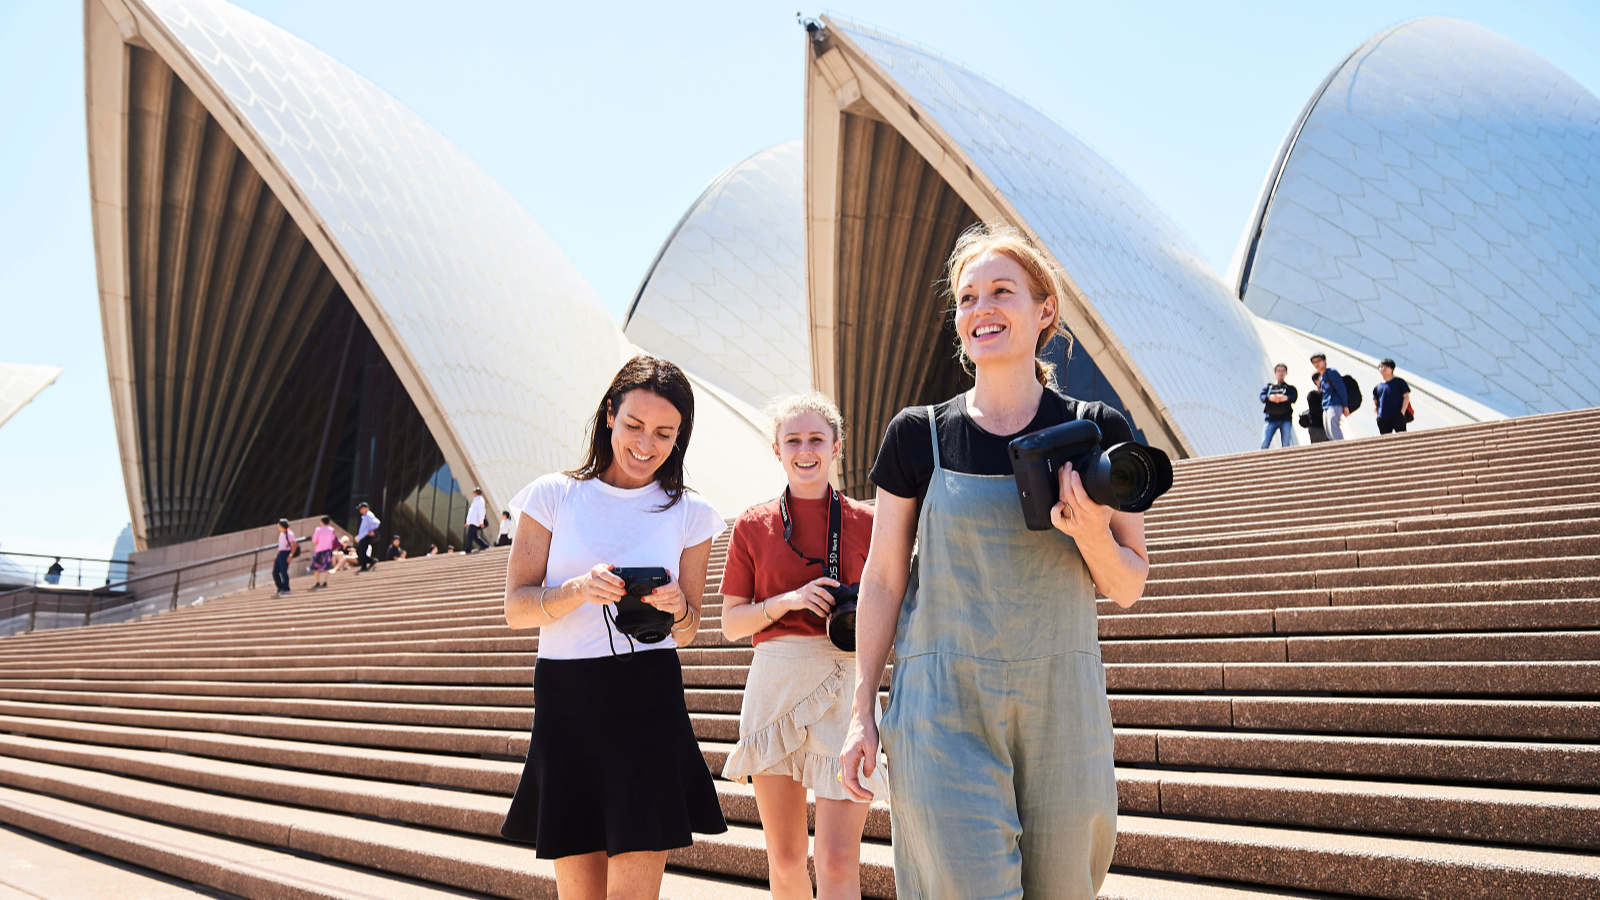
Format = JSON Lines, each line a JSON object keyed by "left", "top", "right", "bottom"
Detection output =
{"left": 625, "top": 141, "right": 810, "bottom": 411}
{"left": 0, "top": 363, "right": 62, "bottom": 430}
{"left": 835, "top": 20, "right": 1276, "bottom": 456}
{"left": 141, "top": 0, "right": 629, "bottom": 507}
{"left": 1237, "top": 17, "right": 1600, "bottom": 417}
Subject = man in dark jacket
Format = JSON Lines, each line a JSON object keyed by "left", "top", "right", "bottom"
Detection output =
{"left": 1259, "top": 364, "right": 1299, "bottom": 449}
{"left": 1311, "top": 353, "right": 1348, "bottom": 441}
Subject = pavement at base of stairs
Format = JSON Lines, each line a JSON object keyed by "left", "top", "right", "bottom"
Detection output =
{"left": 0, "top": 823, "right": 237, "bottom": 899}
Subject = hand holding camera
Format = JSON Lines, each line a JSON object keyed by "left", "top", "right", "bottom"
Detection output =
{"left": 580, "top": 563, "right": 628, "bottom": 606}
{"left": 609, "top": 566, "right": 676, "bottom": 644}
{"left": 773, "top": 576, "right": 840, "bottom": 618}
{"left": 1051, "top": 467, "right": 1116, "bottom": 539}
{"left": 1009, "top": 420, "right": 1173, "bottom": 530}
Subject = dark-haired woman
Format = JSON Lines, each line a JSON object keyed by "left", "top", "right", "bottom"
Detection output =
{"left": 500, "top": 355, "right": 728, "bottom": 899}
{"left": 840, "top": 225, "right": 1150, "bottom": 899}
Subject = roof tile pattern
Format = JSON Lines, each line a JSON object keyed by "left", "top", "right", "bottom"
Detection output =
{"left": 142, "top": 0, "right": 626, "bottom": 506}
{"left": 837, "top": 21, "right": 1274, "bottom": 456}
{"left": 1240, "top": 17, "right": 1600, "bottom": 417}
{"left": 625, "top": 142, "right": 809, "bottom": 411}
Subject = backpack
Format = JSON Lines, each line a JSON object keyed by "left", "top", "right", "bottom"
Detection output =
{"left": 1342, "top": 374, "right": 1361, "bottom": 412}
{"left": 291, "top": 535, "right": 302, "bottom": 558}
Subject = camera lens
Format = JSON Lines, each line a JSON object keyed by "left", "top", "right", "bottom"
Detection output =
{"left": 1088, "top": 443, "right": 1173, "bottom": 513}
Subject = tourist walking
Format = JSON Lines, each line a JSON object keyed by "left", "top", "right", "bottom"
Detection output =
{"left": 1302, "top": 372, "right": 1329, "bottom": 443}
{"left": 1373, "top": 359, "right": 1413, "bottom": 434}
{"left": 496, "top": 510, "right": 515, "bottom": 546}
{"left": 1258, "top": 363, "right": 1298, "bottom": 449}
{"left": 465, "top": 488, "right": 490, "bottom": 553}
{"left": 310, "top": 516, "right": 337, "bottom": 589}
{"left": 720, "top": 392, "right": 882, "bottom": 900}
{"left": 1311, "top": 353, "right": 1349, "bottom": 441}
{"left": 841, "top": 224, "right": 1148, "bottom": 899}
{"left": 43, "top": 558, "right": 63, "bottom": 585}
{"left": 500, "top": 355, "right": 728, "bottom": 899}
{"left": 355, "top": 502, "right": 380, "bottom": 571}
{"left": 272, "top": 518, "right": 297, "bottom": 595}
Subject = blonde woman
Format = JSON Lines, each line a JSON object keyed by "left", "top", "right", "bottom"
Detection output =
{"left": 721, "top": 393, "right": 883, "bottom": 900}
{"left": 840, "top": 224, "right": 1150, "bottom": 899}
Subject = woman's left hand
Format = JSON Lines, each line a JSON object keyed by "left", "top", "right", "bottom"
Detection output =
{"left": 643, "top": 570, "right": 687, "bottom": 619}
{"left": 1051, "top": 468, "right": 1114, "bottom": 540}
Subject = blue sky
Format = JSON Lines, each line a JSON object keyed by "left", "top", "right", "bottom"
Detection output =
{"left": 1, "top": 0, "right": 1597, "bottom": 565}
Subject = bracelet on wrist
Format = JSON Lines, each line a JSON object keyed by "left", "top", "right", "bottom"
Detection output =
{"left": 537, "top": 586, "right": 555, "bottom": 619}
{"left": 671, "top": 608, "right": 695, "bottom": 632}
{"left": 760, "top": 600, "right": 777, "bottom": 623}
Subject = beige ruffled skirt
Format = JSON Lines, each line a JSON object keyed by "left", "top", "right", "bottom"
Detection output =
{"left": 722, "top": 634, "right": 889, "bottom": 803}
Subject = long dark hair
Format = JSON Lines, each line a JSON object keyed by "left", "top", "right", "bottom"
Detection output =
{"left": 568, "top": 355, "right": 696, "bottom": 509}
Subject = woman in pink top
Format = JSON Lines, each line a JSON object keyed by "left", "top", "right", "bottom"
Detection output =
{"left": 310, "top": 515, "right": 338, "bottom": 589}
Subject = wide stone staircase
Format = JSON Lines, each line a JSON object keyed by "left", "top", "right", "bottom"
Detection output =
{"left": 0, "top": 409, "right": 1597, "bottom": 898}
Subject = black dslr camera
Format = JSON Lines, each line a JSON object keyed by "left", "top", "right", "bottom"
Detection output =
{"left": 610, "top": 566, "right": 674, "bottom": 643}
{"left": 1008, "top": 420, "right": 1173, "bottom": 530}
{"left": 825, "top": 583, "right": 860, "bottom": 652}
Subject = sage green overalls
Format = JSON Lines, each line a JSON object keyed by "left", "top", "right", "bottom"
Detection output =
{"left": 880, "top": 409, "right": 1117, "bottom": 899}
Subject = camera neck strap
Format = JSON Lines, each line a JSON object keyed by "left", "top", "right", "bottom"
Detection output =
{"left": 779, "top": 486, "right": 842, "bottom": 582}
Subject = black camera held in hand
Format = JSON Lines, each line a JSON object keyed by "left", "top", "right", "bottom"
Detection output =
{"left": 1008, "top": 420, "right": 1173, "bottom": 530}
{"left": 610, "top": 566, "right": 674, "bottom": 644}
{"left": 825, "top": 582, "right": 860, "bottom": 652}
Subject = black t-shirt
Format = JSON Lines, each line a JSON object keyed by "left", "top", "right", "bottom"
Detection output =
{"left": 1372, "top": 377, "right": 1411, "bottom": 419}
{"left": 870, "top": 390, "right": 1136, "bottom": 507}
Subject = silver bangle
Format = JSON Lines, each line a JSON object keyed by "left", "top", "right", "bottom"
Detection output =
{"left": 671, "top": 608, "right": 695, "bottom": 633}
{"left": 760, "top": 600, "right": 776, "bottom": 623}
{"left": 537, "top": 587, "right": 555, "bottom": 619}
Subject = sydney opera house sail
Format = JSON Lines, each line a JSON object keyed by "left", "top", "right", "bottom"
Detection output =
{"left": 803, "top": 17, "right": 1276, "bottom": 494}
{"left": 87, "top": 0, "right": 624, "bottom": 549}
{"left": 625, "top": 141, "right": 811, "bottom": 412}
{"left": 1235, "top": 17, "right": 1600, "bottom": 417}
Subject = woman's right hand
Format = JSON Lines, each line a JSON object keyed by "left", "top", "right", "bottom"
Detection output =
{"left": 839, "top": 707, "right": 880, "bottom": 802}
{"left": 579, "top": 564, "right": 627, "bottom": 606}
{"left": 770, "top": 576, "right": 839, "bottom": 619}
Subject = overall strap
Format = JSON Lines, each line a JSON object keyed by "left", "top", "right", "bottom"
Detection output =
{"left": 926, "top": 406, "right": 941, "bottom": 471}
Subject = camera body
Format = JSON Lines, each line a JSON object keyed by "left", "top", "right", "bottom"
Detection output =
{"left": 824, "top": 582, "right": 860, "bottom": 652}
{"left": 610, "top": 566, "right": 674, "bottom": 644}
{"left": 1008, "top": 420, "right": 1173, "bottom": 530}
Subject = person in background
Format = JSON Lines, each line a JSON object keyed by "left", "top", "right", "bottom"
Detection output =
{"left": 426, "top": 544, "right": 440, "bottom": 557}
{"left": 1311, "top": 353, "right": 1348, "bottom": 441}
{"left": 356, "top": 502, "right": 381, "bottom": 572}
{"left": 310, "top": 516, "right": 337, "bottom": 589}
{"left": 273, "top": 518, "right": 296, "bottom": 596}
{"left": 1258, "top": 363, "right": 1299, "bottom": 449}
{"left": 496, "top": 510, "right": 515, "bottom": 547}
{"left": 330, "top": 536, "right": 358, "bottom": 573}
{"left": 465, "top": 488, "right": 491, "bottom": 553}
{"left": 446, "top": 545, "right": 457, "bottom": 554}
{"left": 44, "top": 558, "right": 64, "bottom": 585}
{"left": 1304, "top": 372, "right": 1329, "bottom": 443}
{"left": 387, "top": 535, "right": 408, "bottom": 561}
{"left": 720, "top": 393, "right": 881, "bottom": 900}
{"left": 1373, "top": 359, "right": 1413, "bottom": 435}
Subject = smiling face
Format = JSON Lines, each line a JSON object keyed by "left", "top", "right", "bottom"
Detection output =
{"left": 954, "top": 251, "right": 1057, "bottom": 372}
{"left": 603, "top": 389, "right": 682, "bottom": 488}
{"left": 773, "top": 411, "right": 840, "bottom": 495}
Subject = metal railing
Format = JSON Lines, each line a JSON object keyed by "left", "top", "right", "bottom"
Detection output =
{"left": 0, "top": 536, "right": 308, "bottom": 637}
{"left": 0, "top": 551, "right": 135, "bottom": 588}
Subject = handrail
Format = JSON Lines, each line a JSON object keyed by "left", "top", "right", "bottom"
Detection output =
{"left": 1, "top": 551, "right": 135, "bottom": 566}
{"left": 0, "top": 535, "right": 310, "bottom": 634}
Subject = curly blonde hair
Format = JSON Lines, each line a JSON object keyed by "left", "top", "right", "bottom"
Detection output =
{"left": 944, "top": 222, "right": 1074, "bottom": 387}
{"left": 765, "top": 392, "right": 845, "bottom": 445}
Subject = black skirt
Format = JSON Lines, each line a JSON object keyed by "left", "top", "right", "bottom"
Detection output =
{"left": 500, "top": 648, "right": 727, "bottom": 858}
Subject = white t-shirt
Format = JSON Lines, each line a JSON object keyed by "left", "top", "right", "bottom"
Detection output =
{"left": 467, "top": 495, "right": 487, "bottom": 527}
{"left": 520, "top": 473, "right": 726, "bottom": 659}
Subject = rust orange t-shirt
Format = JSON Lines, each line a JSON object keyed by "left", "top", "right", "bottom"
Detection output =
{"left": 721, "top": 492, "right": 874, "bottom": 646}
